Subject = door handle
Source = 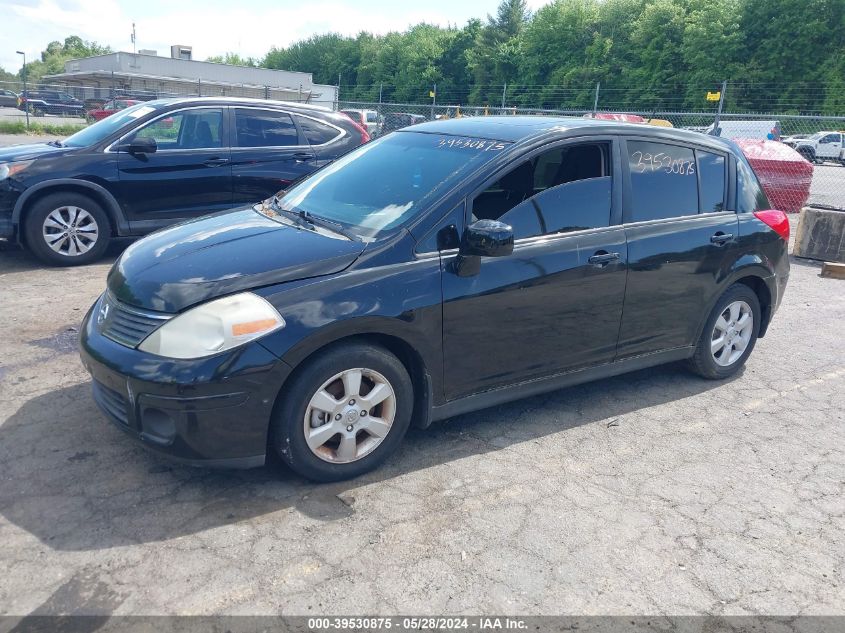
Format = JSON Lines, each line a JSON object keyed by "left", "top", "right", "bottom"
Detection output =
{"left": 290, "top": 152, "right": 315, "bottom": 163}
{"left": 204, "top": 157, "right": 229, "bottom": 167}
{"left": 588, "top": 252, "right": 621, "bottom": 267}
{"left": 710, "top": 232, "right": 734, "bottom": 245}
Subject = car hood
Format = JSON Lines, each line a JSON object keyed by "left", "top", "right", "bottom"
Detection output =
{"left": 0, "top": 142, "right": 75, "bottom": 162}
{"left": 108, "top": 206, "right": 366, "bottom": 313}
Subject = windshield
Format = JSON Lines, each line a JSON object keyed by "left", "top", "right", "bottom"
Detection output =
{"left": 809, "top": 132, "right": 826, "bottom": 140}
{"left": 62, "top": 101, "right": 162, "bottom": 147}
{"left": 269, "top": 132, "right": 511, "bottom": 237}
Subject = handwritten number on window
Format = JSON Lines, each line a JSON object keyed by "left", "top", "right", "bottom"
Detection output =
{"left": 631, "top": 150, "right": 695, "bottom": 176}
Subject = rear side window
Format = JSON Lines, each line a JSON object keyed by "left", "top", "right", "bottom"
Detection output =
{"left": 627, "top": 141, "right": 698, "bottom": 221}
{"left": 234, "top": 108, "right": 300, "bottom": 147}
{"left": 697, "top": 151, "right": 726, "bottom": 212}
{"left": 736, "top": 158, "right": 769, "bottom": 212}
{"left": 297, "top": 116, "right": 340, "bottom": 145}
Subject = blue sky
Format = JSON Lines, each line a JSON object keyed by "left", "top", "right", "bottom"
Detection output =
{"left": 0, "top": 0, "right": 551, "bottom": 75}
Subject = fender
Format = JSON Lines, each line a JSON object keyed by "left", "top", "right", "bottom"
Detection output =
{"left": 692, "top": 255, "right": 777, "bottom": 344}
{"left": 11, "top": 178, "right": 130, "bottom": 237}
{"left": 262, "top": 313, "right": 441, "bottom": 429}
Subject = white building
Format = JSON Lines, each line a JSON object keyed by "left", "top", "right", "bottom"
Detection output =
{"left": 44, "top": 48, "right": 338, "bottom": 109}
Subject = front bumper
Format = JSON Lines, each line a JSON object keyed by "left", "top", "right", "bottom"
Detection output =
{"left": 79, "top": 297, "right": 293, "bottom": 467}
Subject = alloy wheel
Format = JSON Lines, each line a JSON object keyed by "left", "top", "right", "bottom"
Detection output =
{"left": 711, "top": 300, "right": 754, "bottom": 367}
{"left": 42, "top": 206, "right": 100, "bottom": 257}
{"left": 303, "top": 367, "right": 397, "bottom": 464}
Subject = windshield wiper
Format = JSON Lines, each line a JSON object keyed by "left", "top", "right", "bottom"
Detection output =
{"left": 268, "top": 195, "right": 356, "bottom": 240}
{"left": 47, "top": 140, "right": 63, "bottom": 147}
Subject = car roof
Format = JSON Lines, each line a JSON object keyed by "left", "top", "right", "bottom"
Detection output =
{"left": 406, "top": 115, "right": 740, "bottom": 151}
{"left": 140, "top": 96, "right": 336, "bottom": 114}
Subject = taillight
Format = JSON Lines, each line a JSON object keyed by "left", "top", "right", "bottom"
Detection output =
{"left": 753, "top": 209, "right": 790, "bottom": 241}
{"left": 348, "top": 119, "right": 370, "bottom": 144}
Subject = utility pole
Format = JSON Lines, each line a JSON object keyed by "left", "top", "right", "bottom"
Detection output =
{"left": 131, "top": 22, "right": 136, "bottom": 54}
{"left": 16, "top": 51, "right": 28, "bottom": 128}
{"left": 712, "top": 80, "right": 727, "bottom": 136}
{"left": 501, "top": 83, "right": 507, "bottom": 110}
{"left": 592, "top": 82, "right": 600, "bottom": 116}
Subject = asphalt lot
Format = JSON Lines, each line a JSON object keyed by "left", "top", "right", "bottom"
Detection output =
{"left": 0, "top": 106, "right": 85, "bottom": 128}
{"left": 0, "top": 209, "right": 843, "bottom": 617}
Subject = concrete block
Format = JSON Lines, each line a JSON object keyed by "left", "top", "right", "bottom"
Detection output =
{"left": 793, "top": 206, "right": 845, "bottom": 263}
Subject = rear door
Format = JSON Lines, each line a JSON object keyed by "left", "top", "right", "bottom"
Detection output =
{"left": 230, "top": 106, "right": 315, "bottom": 204}
{"left": 616, "top": 138, "right": 738, "bottom": 359}
{"left": 294, "top": 114, "right": 347, "bottom": 167}
{"left": 115, "top": 106, "right": 232, "bottom": 228}
{"left": 441, "top": 137, "right": 628, "bottom": 399}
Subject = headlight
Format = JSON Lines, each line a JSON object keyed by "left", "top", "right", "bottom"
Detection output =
{"left": 0, "top": 160, "right": 33, "bottom": 181}
{"left": 138, "top": 292, "right": 285, "bottom": 359}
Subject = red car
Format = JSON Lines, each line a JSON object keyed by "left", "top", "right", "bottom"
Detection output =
{"left": 734, "top": 139, "right": 813, "bottom": 213}
{"left": 86, "top": 99, "right": 141, "bottom": 122}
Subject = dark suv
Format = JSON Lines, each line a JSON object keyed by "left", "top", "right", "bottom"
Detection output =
{"left": 79, "top": 117, "right": 790, "bottom": 482}
{"left": 18, "top": 90, "right": 85, "bottom": 117}
{"left": 0, "top": 97, "right": 369, "bottom": 264}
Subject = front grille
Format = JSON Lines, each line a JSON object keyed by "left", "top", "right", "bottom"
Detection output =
{"left": 92, "top": 380, "right": 130, "bottom": 426}
{"left": 99, "top": 293, "right": 171, "bottom": 348}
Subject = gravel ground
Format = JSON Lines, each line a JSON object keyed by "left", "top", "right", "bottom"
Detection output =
{"left": 0, "top": 217, "right": 843, "bottom": 617}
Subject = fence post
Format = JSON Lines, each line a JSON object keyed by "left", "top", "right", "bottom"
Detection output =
{"left": 197, "top": 78, "right": 201, "bottom": 97}
{"left": 712, "top": 80, "right": 727, "bottom": 135}
{"left": 593, "top": 82, "right": 600, "bottom": 115}
{"left": 501, "top": 83, "right": 507, "bottom": 109}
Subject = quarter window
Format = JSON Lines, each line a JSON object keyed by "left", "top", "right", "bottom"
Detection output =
{"left": 627, "top": 141, "right": 698, "bottom": 221}
{"left": 697, "top": 151, "right": 726, "bottom": 213}
{"left": 234, "top": 108, "right": 300, "bottom": 147}
{"left": 471, "top": 142, "right": 611, "bottom": 240}
{"left": 736, "top": 157, "right": 769, "bottom": 212}
{"left": 297, "top": 116, "right": 340, "bottom": 145}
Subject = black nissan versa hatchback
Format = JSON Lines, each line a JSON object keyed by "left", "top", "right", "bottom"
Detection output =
{"left": 0, "top": 97, "right": 367, "bottom": 265}
{"left": 79, "top": 117, "right": 790, "bottom": 482}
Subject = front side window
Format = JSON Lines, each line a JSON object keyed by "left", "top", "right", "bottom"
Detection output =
{"left": 627, "top": 140, "right": 698, "bottom": 221}
{"left": 234, "top": 108, "right": 300, "bottom": 148}
{"left": 296, "top": 116, "right": 339, "bottom": 145}
{"left": 471, "top": 142, "right": 611, "bottom": 239}
{"left": 132, "top": 108, "right": 224, "bottom": 149}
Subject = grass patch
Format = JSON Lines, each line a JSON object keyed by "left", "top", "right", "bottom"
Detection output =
{"left": 0, "top": 121, "right": 87, "bottom": 136}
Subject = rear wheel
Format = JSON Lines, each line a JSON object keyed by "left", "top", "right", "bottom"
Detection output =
{"left": 687, "top": 284, "right": 761, "bottom": 379}
{"left": 271, "top": 342, "right": 414, "bottom": 482}
{"left": 24, "top": 192, "right": 111, "bottom": 266}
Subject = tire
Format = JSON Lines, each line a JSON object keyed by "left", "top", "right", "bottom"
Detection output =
{"left": 271, "top": 342, "right": 414, "bottom": 482}
{"left": 24, "top": 192, "right": 112, "bottom": 266}
{"left": 686, "top": 284, "right": 761, "bottom": 380}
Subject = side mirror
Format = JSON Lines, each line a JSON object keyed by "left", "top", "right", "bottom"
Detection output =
{"left": 460, "top": 219, "right": 514, "bottom": 258}
{"left": 118, "top": 136, "right": 157, "bottom": 155}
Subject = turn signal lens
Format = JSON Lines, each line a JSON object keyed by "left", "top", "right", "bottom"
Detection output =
{"left": 753, "top": 209, "right": 790, "bottom": 241}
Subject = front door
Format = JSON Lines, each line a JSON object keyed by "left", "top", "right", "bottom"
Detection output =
{"left": 116, "top": 106, "right": 232, "bottom": 229}
{"left": 616, "top": 138, "right": 739, "bottom": 358}
{"left": 441, "top": 139, "right": 628, "bottom": 400}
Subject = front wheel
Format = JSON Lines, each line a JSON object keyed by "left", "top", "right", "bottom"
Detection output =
{"left": 687, "top": 284, "right": 761, "bottom": 379}
{"left": 271, "top": 342, "right": 414, "bottom": 482}
{"left": 24, "top": 192, "right": 112, "bottom": 266}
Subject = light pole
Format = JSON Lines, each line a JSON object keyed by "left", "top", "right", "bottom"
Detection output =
{"left": 16, "top": 50, "right": 28, "bottom": 128}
